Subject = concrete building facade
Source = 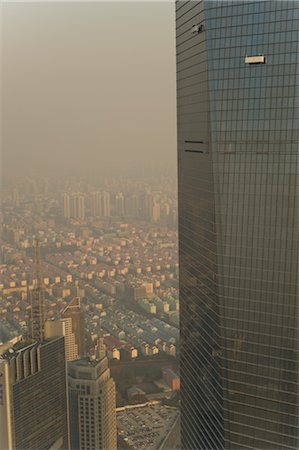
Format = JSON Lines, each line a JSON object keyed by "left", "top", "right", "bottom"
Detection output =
{"left": 68, "top": 339, "right": 117, "bottom": 450}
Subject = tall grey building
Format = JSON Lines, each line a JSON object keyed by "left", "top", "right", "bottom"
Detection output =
{"left": 68, "top": 338, "right": 117, "bottom": 450}
{"left": 0, "top": 337, "right": 69, "bottom": 450}
{"left": 176, "top": 1, "right": 298, "bottom": 449}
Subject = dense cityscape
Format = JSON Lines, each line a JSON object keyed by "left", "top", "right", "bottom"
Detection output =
{"left": 1, "top": 1, "right": 298, "bottom": 450}
{"left": 0, "top": 175, "right": 180, "bottom": 449}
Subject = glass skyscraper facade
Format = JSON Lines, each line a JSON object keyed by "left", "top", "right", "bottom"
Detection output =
{"left": 0, "top": 337, "right": 69, "bottom": 450}
{"left": 176, "top": 1, "right": 298, "bottom": 449}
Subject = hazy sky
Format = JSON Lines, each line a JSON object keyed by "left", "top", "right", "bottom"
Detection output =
{"left": 2, "top": 1, "right": 177, "bottom": 178}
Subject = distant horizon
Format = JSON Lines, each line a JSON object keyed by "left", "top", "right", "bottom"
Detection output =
{"left": 2, "top": 1, "right": 177, "bottom": 178}
{"left": 1, "top": 164, "right": 178, "bottom": 188}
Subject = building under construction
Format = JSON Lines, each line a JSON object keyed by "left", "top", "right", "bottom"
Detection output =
{"left": 0, "top": 238, "right": 69, "bottom": 450}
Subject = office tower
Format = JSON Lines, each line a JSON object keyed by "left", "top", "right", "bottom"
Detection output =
{"left": 63, "top": 193, "right": 71, "bottom": 219}
{"left": 30, "top": 239, "right": 45, "bottom": 342}
{"left": 99, "top": 191, "right": 111, "bottom": 218}
{"left": 0, "top": 337, "right": 69, "bottom": 450}
{"left": 68, "top": 338, "right": 117, "bottom": 450}
{"left": 45, "top": 317, "right": 78, "bottom": 362}
{"left": 176, "top": 1, "right": 298, "bottom": 449}
{"left": 63, "top": 297, "right": 85, "bottom": 357}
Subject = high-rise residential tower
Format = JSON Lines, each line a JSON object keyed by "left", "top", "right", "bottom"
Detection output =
{"left": 63, "top": 193, "right": 71, "bottom": 219}
{"left": 71, "top": 194, "right": 85, "bottom": 220}
{"left": 90, "top": 191, "right": 101, "bottom": 216}
{"left": 99, "top": 191, "right": 111, "bottom": 218}
{"left": 114, "top": 192, "right": 125, "bottom": 216}
{"left": 63, "top": 193, "right": 86, "bottom": 220}
{"left": 68, "top": 338, "right": 117, "bottom": 450}
{"left": 0, "top": 337, "right": 69, "bottom": 450}
{"left": 176, "top": 1, "right": 298, "bottom": 449}
{"left": 125, "top": 194, "right": 139, "bottom": 217}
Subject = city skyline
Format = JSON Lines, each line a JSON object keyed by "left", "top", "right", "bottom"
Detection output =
{"left": 1, "top": 1, "right": 298, "bottom": 450}
{"left": 0, "top": 173, "right": 180, "bottom": 450}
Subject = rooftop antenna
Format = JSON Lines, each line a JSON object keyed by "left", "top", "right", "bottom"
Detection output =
{"left": 96, "top": 316, "right": 106, "bottom": 360}
{"left": 35, "top": 238, "right": 42, "bottom": 289}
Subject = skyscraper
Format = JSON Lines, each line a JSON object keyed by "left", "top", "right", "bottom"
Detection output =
{"left": 72, "top": 194, "right": 85, "bottom": 220}
{"left": 151, "top": 201, "right": 161, "bottom": 223}
{"left": 176, "top": 1, "right": 298, "bottom": 449}
{"left": 141, "top": 192, "right": 153, "bottom": 221}
{"left": 0, "top": 337, "right": 69, "bottom": 450}
{"left": 63, "top": 193, "right": 71, "bottom": 219}
{"left": 63, "top": 193, "right": 85, "bottom": 219}
{"left": 90, "top": 191, "right": 101, "bottom": 217}
{"left": 45, "top": 317, "right": 79, "bottom": 362}
{"left": 63, "top": 297, "right": 85, "bottom": 357}
{"left": 115, "top": 192, "right": 125, "bottom": 216}
{"left": 68, "top": 338, "right": 117, "bottom": 450}
{"left": 1, "top": 241, "right": 69, "bottom": 450}
{"left": 99, "top": 191, "right": 111, "bottom": 218}
{"left": 125, "top": 194, "right": 139, "bottom": 217}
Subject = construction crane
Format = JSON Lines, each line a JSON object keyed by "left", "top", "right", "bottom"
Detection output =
{"left": 30, "top": 238, "right": 45, "bottom": 342}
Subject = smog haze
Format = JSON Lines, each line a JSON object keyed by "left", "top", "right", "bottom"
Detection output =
{"left": 2, "top": 1, "right": 176, "bottom": 179}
